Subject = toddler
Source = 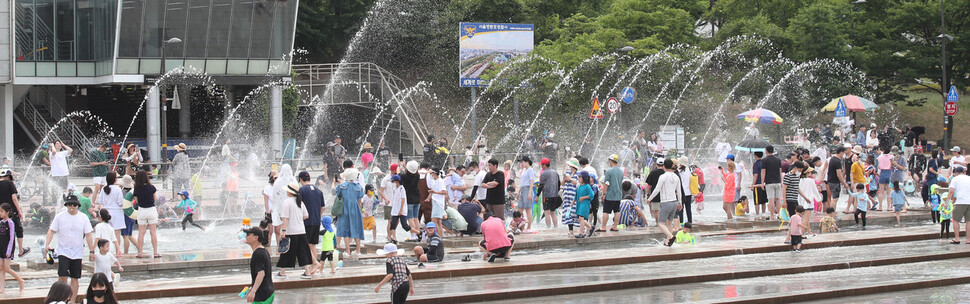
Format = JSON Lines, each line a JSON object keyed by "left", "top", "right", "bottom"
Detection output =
{"left": 734, "top": 196, "right": 748, "bottom": 217}
{"left": 890, "top": 181, "right": 906, "bottom": 227}
{"left": 94, "top": 239, "right": 123, "bottom": 285}
{"left": 311, "top": 216, "right": 337, "bottom": 274}
{"left": 675, "top": 222, "right": 695, "bottom": 244}
{"left": 789, "top": 206, "right": 809, "bottom": 252}
{"left": 849, "top": 184, "right": 873, "bottom": 227}
{"left": 938, "top": 181, "right": 952, "bottom": 240}
{"left": 510, "top": 211, "right": 527, "bottom": 235}
{"left": 929, "top": 184, "right": 942, "bottom": 223}
{"left": 820, "top": 208, "right": 839, "bottom": 233}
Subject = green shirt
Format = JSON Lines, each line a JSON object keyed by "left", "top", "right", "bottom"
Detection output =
{"left": 320, "top": 230, "right": 335, "bottom": 252}
{"left": 604, "top": 166, "right": 624, "bottom": 201}
{"left": 75, "top": 191, "right": 93, "bottom": 221}
{"left": 89, "top": 150, "right": 109, "bottom": 177}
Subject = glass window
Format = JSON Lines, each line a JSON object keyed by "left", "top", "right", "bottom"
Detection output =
{"left": 226, "top": 59, "right": 247, "bottom": 74}
{"left": 247, "top": 59, "right": 267, "bottom": 74}
{"left": 228, "top": 0, "right": 253, "bottom": 58}
{"left": 77, "top": 62, "right": 95, "bottom": 76}
{"left": 269, "top": 0, "right": 297, "bottom": 59}
{"left": 116, "top": 58, "right": 140, "bottom": 74}
{"left": 54, "top": 0, "right": 74, "bottom": 61}
{"left": 15, "top": 0, "right": 34, "bottom": 61}
{"left": 140, "top": 0, "right": 164, "bottom": 57}
{"left": 36, "top": 62, "right": 55, "bottom": 76}
{"left": 75, "top": 0, "right": 116, "bottom": 61}
{"left": 205, "top": 59, "right": 226, "bottom": 74}
{"left": 163, "top": 0, "right": 187, "bottom": 58}
{"left": 206, "top": 0, "right": 231, "bottom": 58}
{"left": 15, "top": 62, "right": 35, "bottom": 76}
{"left": 34, "top": 0, "right": 55, "bottom": 61}
{"left": 248, "top": 0, "right": 273, "bottom": 58}
{"left": 184, "top": 0, "right": 210, "bottom": 58}
{"left": 118, "top": 0, "right": 143, "bottom": 57}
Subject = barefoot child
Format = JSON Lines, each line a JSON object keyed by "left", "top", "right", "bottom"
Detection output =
{"left": 375, "top": 243, "right": 414, "bottom": 303}
{"left": 94, "top": 239, "right": 123, "bottom": 286}
{"left": 362, "top": 185, "right": 378, "bottom": 242}
{"left": 0, "top": 203, "right": 24, "bottom": 292}
{"left": 891, "top": 181, "right": 906, "bottom": 227}
{"left": 574, "top": 171, "right": 594, "bottom": 238}
{"left": 849, "top": 184, "right": 873, "bottom": 227}
{"left": 937, "top": 181, "right": 952, "bottom": 240}
{"left": 734, "top": 196, "right": 748, "bottom": 217}
{"left": 510, "top": 211, "right": 527, "bottom": 234}
{"left": 311, "top": 216, "right": 337, "bottom": 274}
{"left": 820, "top": 207, "right": 839, "bottom": 233}
{"left": 93, "top": 209, "right": 121, "bottom": 255}
{"left": 674, "top": 222, "right": 695, "bottom": 244}
{"left": 176, "top": 191, "right": 205, "bottom": 231}
{"left": 789, "top": 206, "right": 809, "bottom": 252}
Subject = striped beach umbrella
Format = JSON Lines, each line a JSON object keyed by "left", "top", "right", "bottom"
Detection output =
{"left": 737, "top": 108, "right": 783, "bottom": 125}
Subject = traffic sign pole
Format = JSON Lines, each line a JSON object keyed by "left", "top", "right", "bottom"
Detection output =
{"left": 945, "top": 86, "right": 959, "bottom": 149}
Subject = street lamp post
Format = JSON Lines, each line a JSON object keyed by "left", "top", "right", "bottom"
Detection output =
{"left": 160, "top": 37, "right": 182, "bottom": 161}
{"left": 940, "top": 0, "right": 953, "bottom": 150}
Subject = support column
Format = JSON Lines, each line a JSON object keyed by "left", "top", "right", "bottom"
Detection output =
{"left": 147, "top": 86, "right": 161, "bottom": 163}
{"left": 270, "top": 84, "right": 283, "bottom": 159}
{"left": 470, "top": 87, "right": 477, "bottom": 140}
{"left": 1, "top": 85, "right": 13, "bottom": 158}
{"left": 178, "top": 85, "right": 191, "bottom": 137}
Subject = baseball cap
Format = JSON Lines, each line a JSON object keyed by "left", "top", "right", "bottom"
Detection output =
{"left": 0, "top": 169, "right": 11, "bottom": 177}
{"left": 390, "top": 163, "right": 399, "bottom": 173}
{"left": 540, "top": 158, "right": 550, "bottom": 165}
{"left": 298, "top": 171, "right": 311, "bottom": 181}
{"left": 955, "top": 167, "right": 966, "bottom": 174}
{"left": 952, "top": 146, "right": 962, "bottom": 153}
{"left": 391, "top": 174, "right": 402, "bottom": 182}
{"left": 656, "top": 158, "right": 665, "bottom": 166}
{"left": 726, "top": 154, "right": 735, "bottom": 160}
{"left": 608, "top": 154, "right": 620, "bottom": 163}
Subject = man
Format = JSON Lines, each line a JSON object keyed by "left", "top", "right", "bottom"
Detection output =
{"left": 435, "top": 138, "right": 451, "bottom": 168}
{"left": 88, "top": 143, "right": 110, "bottom": 203}
{"left": 479, "top": 213, "right": 514, "bottom": 262}
{"left": 540, "top": 132, "right": 560, "bottom": 167}
{"left": 298, "top": 171, "right": 325, "bottom": 269}
{"left": 909, "top": 146, "right": 927, "bottom": 190}
{"left": 472, "top": 162, "right": 488, "bottom": 202}
{"left": 599, "top": 154, "right": 624, "bottom": 231}
{"left": 715, "top": 138, "right": 731, "bottom": 168}
{"left": 45, "top": 194, "right": 95, "bottom": 303}
{"left": 49, "top": 141, "right": 73, "bottom": 195}
{"left": 948, "top": 167, "right": 970, "bottom": 244}
{"left": 644, "top": 160, "right": 665, "bottom": 225}
{"left": 827, "top": 147, "right": 850, "bottom": 211}
{"left": 375, "top": 141, "right": 393, "bottom": 171}
{"left": 448, "top": 166, "right": 467, "bottom": 207}
{"left": 646, "top": 159, "right": 682, "bottom": 246}
{"left": 332, "top": 136, "right": 346, "bottom": 161}
{"left": 903, "top": 124, "right": 918, "bottom": 159}
{"left": 538, "top": 158, "right": 561, "bottom": 228}
{"left": 856, "top": 125, "right": 868, "bottom": 148}
{"left": 463, "top": 163, "right": 479, "bottom": 197}
{"left": 417, "top": 162, "right": 433, "bottom": 224}
{"left": 457, "top": 196, "right": 484, "bottom": 235}
{"left": 170, "top": 143, "right": 191, "bottom": 194}
{"left": 950, "top": 146, "right": 966, "bottom": 179}
{"left": 413, "top": 223, "right": 444, "bottom": 266}
{"left": 751, "top": 151, "right": 768, "bottom": 218}
{"left": 0, "top": 169, "right": 28, "bottom": 257}
{"left": 323, "top": 143, "right": 341, "bottom": 183}
{"left": 423, "top": 135, "right": 437, "bottom": 166}
{"left": 481, "top": 159, "right": 506, "bottom": 221}
{"left": 401, "top": 161, "right": 423, "bottom": 241}
{"left": 761, "top": 145, "right": 784, "bottom": 220}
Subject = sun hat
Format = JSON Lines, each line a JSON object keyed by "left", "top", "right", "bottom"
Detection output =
{"left": 321, "top": 216, "right": 334, "bottom": 232}
{"left": 0, "top": 169, "right": 11, "bottom": 177}
{"left": 66, "top": 183, "right": 77, "bottom": 192}
{"left": 174, "top": 143, "right": 187, "bottom": 151}
{"left": 377, "top": 243, "right": 404, "bottom": 256}
{"left": 566, "top": 158, "right": 581, "bottom": 169}
{"left": 286, "top": 182, "right": 300, "bottom": 195}
{"left": 852, "top": 145, "right": 864, "bottom": 154}
{"left": 370, "top": 167, "right": 383, "bottom": 175}
{"left": 178, "top": 190, "right": 190, "bottom": 199}
{"left": 678, "top": 156, "right": 689, "bottom": 166}
{"left": 342, "top": 168, "right": 360, "bottom": 181}
{"left": 242, "top": 218, "right": 251, "bottom": 226}
{"left": 656, "top": 158, "right": 665, "bottom": 166}
{"left": 120, "top": 175, "right": 134, "bottom": 188}
{"left": 362, "top": 142, "right": 373, "bottom": 150}
{"left": 406, "top": 161, "right": 420, "bottom": 173}
{"left": 63, "top": 194, "right": 80, "bottom": 206}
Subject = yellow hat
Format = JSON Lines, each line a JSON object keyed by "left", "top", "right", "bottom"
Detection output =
{"left": 242, "top": 218, "right": 251, "bottom": 226}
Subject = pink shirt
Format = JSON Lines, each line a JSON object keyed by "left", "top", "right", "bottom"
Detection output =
{"left": 877, "top": 154, "right": 893, "bottom": 170}
{"left": 361, "top": 152, "right": 374, "bottom": 168}
{"left": 480, "top": 217, "right": 512, "bottom": 251}
{"left": 790, "top": 214, "right": 803, "bottom": 236}
{"left": 722, "top": 172, "right": 736, "bottom": 203}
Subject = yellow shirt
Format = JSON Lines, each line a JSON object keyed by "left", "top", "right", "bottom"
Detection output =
{"left": 850, "top": 162, "right": 866, "bottom": 184}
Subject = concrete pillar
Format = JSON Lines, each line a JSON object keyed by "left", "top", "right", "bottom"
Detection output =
{"left": 147, "top": 86, "right": 161, "bottom": 163}
{"left": 1, "top": 85, "right": 13, "bottom": 158}
{"left": 270, "top": 84, "right": 283, "bottom": 159}
{"left": 178, "top": 85, "right": 191, "bottom": 137}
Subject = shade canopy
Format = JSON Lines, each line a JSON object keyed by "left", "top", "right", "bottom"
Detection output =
{"left": 821, "top": 95, "right": 879, "bottom": 112}
{"left": 737, "top": 108, "right": 783, "bottom": 125}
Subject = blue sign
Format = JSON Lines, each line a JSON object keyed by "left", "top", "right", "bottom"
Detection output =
{"left": 948, "top": 86, "right": 960, "bottom": 102}
{"left": 834, "top": 99, "right": 848, "bottom": 118}
{"left": 459, "top": 23, "right": 535, "bottom": 88}
{"left": 620, "top": 87, "right": 636, "bottom": 104}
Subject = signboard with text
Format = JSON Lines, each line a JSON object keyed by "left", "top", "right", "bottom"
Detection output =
{"left": 459, "top": 23, "right": 534, "bottom": 87}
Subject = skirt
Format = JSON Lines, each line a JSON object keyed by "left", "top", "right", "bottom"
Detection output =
{"left": 277, "top": 234, "right": 312, "bottom": 268}
{"left": 517, "top": 186, "right": 533, "bottom": 209}
{"left": 561, "top": 195, "right": 578, "bottom": 226}
{"left": 107, "top": 208, "right": 126, "bottom": 230}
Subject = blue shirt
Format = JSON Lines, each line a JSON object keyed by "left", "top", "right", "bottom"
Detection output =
{"left": 520, "top": 167, "right": 536, "bottom": 187}
{"left": 856, "top": 131, "right": 866, "bottom": 146}
{"left": 299, "top": 185, "right": 326, "bottom": 225}
{"left": 891, "top": 190, "right": 906, "bottom": 206}
{"left": 176, "top": 198, "right": 199, "bottom": 214}
{"left": 752, "top": 159, "right": 763, "bottom": 185}
{"left": 849, "top": 192, "right": 870, "bottom": 211}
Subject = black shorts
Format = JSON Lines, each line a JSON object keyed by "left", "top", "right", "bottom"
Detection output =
{"left": 319, "top": 250, "right": 333, "bottom": 261}
{"left": 58, "top": 256, "right": 83, "bottom": 279}
{"left": 753, "top": 188, "right": 768, "bottom": 205}
{"left": 791, "top": 235, "right": 803, "bottom": 246}
{"left": 419, "top": 247, "right": 443, "bottom": 262}
{"left": 277, "top": 234, "right": 312, "bottom": 268}
{"left": 820, "top": 190, "right": 830, "bottom": 203}
{"left": 305, "top": 224, "right": 321, "bottom": 244}
{"left": 479, "top": 234, "right": 515, "bottom": 256}
{"left": 602, "top": 200, "right": 621, "bottom": 214}
{"left": 10, "top": 210, "right": 22, "bottom": 238}
{"left": 542, "top": 196, "right": 563, "bottom": 211}
{"left": 390, "top": 216, "right": 411, "bottom": 231}
{"left": 787, "top": 200, "right": 798, "bottom": 216}
{"left": 827, "top": 183, "right": 842, "bottom": 199}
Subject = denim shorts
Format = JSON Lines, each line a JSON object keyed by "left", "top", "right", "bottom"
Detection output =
{"left": 407, "top": 204, "right": 421, "bottom": 219}
{"left": 878, "top": 170, "right": 892, "bottom": 184}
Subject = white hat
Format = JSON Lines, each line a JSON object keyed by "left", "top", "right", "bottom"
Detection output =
{"left": 342, "top": 168, "right": 360, "bottom": 182}
{"left": 656, "top": 158, "right": 665, "bottom": 166}
{"left": 406, "top": 161, "right": 420, "bottom": 173}
{"left": 952, "top": 146, "right": 962, "bottom": 153}
{"left": 370, "top": 167, "right": 383, "bottom": 175}
{"left": 376, "top": 243, "right": 404, "bottom": 256}
{"left": 67, "top": 183, "right": 77, "bottom": 192}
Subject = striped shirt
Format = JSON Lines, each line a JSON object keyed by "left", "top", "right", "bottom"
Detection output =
{"left": 783, "top": 172, "right": 800, "bottom": 202}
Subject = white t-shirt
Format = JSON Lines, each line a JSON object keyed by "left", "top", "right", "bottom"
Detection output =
{"left": 98, "top": 185, "right": 124, "bottom": 210}
{"left": 280, "top": 197, "right": 308, "bottom": 235}
{"left": 94, "top": 252, "right": 117, "bottom": 281}
{"left": 430, "top": 177, "right": 447, "bottom": 208}
{"left": 951, "top": 155, "right": 966, "bottom": 171}
{"left": 93, "top": 222, "right": 116, "bottom": 252}
{"left": 50, "top": 150, "right": 71, "bottom": 177}
{"left": 390, "top": 186, "right": 407, "bottom": 216}
{"left": 716, "top": 142, "right": 731, "bottom": 162}
{"left": 463, "top": 172, "right": 477, "bottom": 196}
{"left": 50, "top": 211, "right": 93, "bottom": 259}
{"left": 262, "top": 185, "right": 275, "bottom": 212}
{"left": 380, "top": 175, "right": 395, "bottom": 205}
{"left": 950, "top": 174, "right": 970, "bottom": 205}
{"left": 474, "top": 170, "right": 488, "bottom": 201}
{"left": 798, "top": 177, "right": 822, "bottom": 207}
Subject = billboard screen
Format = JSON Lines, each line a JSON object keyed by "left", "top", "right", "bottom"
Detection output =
{"left": 459, "top": 22, "right": 534, "bottom": 87}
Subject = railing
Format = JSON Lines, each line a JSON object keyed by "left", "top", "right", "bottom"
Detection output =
{"left": 14, "top": 3, "right": 57, "bottom": 60}
{"left": 38, "top": 87, "right": 95, "bottom": 150}
{"left": 15, "top": 96, "right": 65, "bottom": 145}
{"left": 15, "top": 88, "right": 96, "bottom": 150}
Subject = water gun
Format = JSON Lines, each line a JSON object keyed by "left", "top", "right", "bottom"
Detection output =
{"left": 238, "top": 286, "right": 249, "bottom": 298}
{"left": 778, "top": 208, "right": 790, "bottom": 230}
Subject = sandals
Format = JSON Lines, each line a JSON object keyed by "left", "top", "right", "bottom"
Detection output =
{"left": 950, "top": 240, "right": 961, "bottom": 244}
{"left": 665, "top": 236, "right": 676, "bottom": 247}
{"left": 18, "top": 247, "right": 30, "bottom": 258}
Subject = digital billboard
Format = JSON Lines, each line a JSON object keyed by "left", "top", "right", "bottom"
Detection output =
{"left": 459, "top": 22, "right": 534, "bottom": 87}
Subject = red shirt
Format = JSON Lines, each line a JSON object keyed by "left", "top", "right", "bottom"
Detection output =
{"left": 480, "top": 217, "right": 511, "bottom": 251}
{"left": 693, "top": 168, "right": 705, "bottom": 185}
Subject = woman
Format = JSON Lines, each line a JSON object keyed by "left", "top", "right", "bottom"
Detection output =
{"left": 98, "top": 172, "right": 125, "bottom": 255}
{"left": 123, "top": 144, "right": 142, "bottom": 177}
{"left": 647, "top": 133, "right": 663, "bottom": 157}
{"left": 721, "top": 161, "right": 736, "bottom": 220}
{"left": 560, "top": 158, "right": 580, "bottom": 236}
{"left": 45, "top": 281, "right": 73, "bottom": 304}
{"left": 85, "top": 273, "right": 117, "bottom": 304}
{"left": 131, "top": 171, "right": 160, "bottom": 258}
{"left": 244, "top": 226, "right": 274, "bottom": 303}
{"left": 277, "top": 182, "right": 311, "bottom": 278}
{"left": 335, "top": 168, "right": 365, "bottom": 256}
{"left": 171, "top": 143, "right": 191, "bottom": 192}
{"left": 263, "top": 170, "right": 279, "bottom": 245}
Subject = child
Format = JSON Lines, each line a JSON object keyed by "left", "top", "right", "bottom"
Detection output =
{"left": 428, "top": 169, "right": 448, "bottom": 234}
{"left": 94, "top": 239, "right": 123, "bottom": 286}
{"left": 734, "top": 196, "right": 748, "bottom": 217}
{"left": 938, "top": 181, "right": 953, "bottom": 240}
{"left": 798, "top": 168, "right": 823, "bottom": 217}
{"left": 929, "top": 184, "right": 942, "bottom": 223}
{"left": 375, "top": 243, "right": 414, "bottom": 303}
{"left": 510, "top": 211, "right": 527, "bottom": 235}
{"left": 311, "top": 216, "right": 337, "bottom": 274}
{"left": 849, "top": 184, "right": 873, "bottom": 227}
{"left": 820, "top": 207, "right": 839, "bottom": 233}
{"left": 387, "top": 175, "right": 411, "bottom": 244}
{"left": 362, "top": 185, "right": 378, "bottom": 243}
{"left": 0, "top": 203, "right": 24, "bottom": 293}
{"left": 176, "top": 190, "right": 205, "bottom": 231}
{"left": 236, "top": 218, "right": 252, "bottom": 243}
{"left": 720, "top": 163, "right": 737, "bottom": 220}
{"left": 674, "top": 222, "right": 695, "bottom": 244}
{"left": 94, "top": 209, "right": 121, "bottom": 255}
{"left": 890, "top": 181, "right": 906, "bottom": 227}
{"left": 789, "top": 206, "right": 809, "bottom": 252}
{"left": 574, "top": 171, "right": 594, "bottom": 238}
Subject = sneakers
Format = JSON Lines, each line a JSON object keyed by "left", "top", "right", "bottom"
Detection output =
{"left": 300, "top": 272, "right": 312, "bottom": 279}
{"left": 793, "top": 249, "right": 802, "bottom": 253}
{"left": 487, "top": 253, "right": 498, "bottom": 263}
{"left": 575, "top": 234, "right": 586, "bottom": 239}
{"left": 417, "top": 263, "right": 426, "bottom": 268}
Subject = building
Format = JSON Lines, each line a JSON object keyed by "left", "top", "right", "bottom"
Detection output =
{"left": 0, "top": 0, "right": 299, "bottom": 160}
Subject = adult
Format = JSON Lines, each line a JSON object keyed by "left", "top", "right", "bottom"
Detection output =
{"left": 866, "top": 129, "right": 880, "bottom": 150}
{"left": 856, "top": 125, "right": 867, "bottom": 148}
{"left": 278, "top": 182, "right": 311, "bottom": 278}
{"left": 413, "top": 223, "right": 444, "bottom": 263}
{"left": 909, "top": 146, "right": 927, "bottom": 188}
{"left": 123, "top": 143, "right": 142, "bottom": 177}
{"left": 644, "top": 160, "right": 665, "bottom": 225}
{"left": 924, "top": 149, "right": 941, "bottom": 202}
{"left": 481, "top": 159, "right": 507, "bottom": 221}
{"left": 848, "top": 149, "right": 867, "bottom": 214}
{"left": 903, "top": 125, "right": 918, "bottom": 158}
{"left": 323, "top": 143, "right": 341, "bottom": 183}
{"left": 360, "top": 143, "right": 375, "bottom": 169}
{"left": 646, "top": 159, "right": 682, "bottom": 246}
{"left": 462, "top": 163, "right": 479, "bottom": 197}
{"left": 422, "top": 135, "right": 438, "bottom": 166}
{"left": 332, "top": 136, "right": 346, "bottom": 161}
{"left": 417, "top": 163, "right": 432, "bottom": 225}
{"left": 762, "top": 146, "right": 784, "bottom": 220}
{"left": 950, "top": 146, "right": 966, "bottom": 179}
{"left": 44, "top": 194, "right": 95, "bottom": 303}
{"left": 648, "top": 133, "right": 664, "bottom": 158}
{"left": 633, "top": 131, "right": 649, "bottom": 170}
{"left": 826, "top": 147, "right": 849, "bottom": 212}
{"left": 131, "top": 171, "right": 160, "bottom": 258}
{"left": 170, "top": 143, "right": 191, "bottom": 193}
{"left": 298, "top": 171, "right": 325, "bottom": 268}
{"left": 538, "top": 158, "right": 561, "bottom": 228}
{"left": 876, "top": 147, "right": 894, "bottom": 211}
{"left": 457, "top": 197, "right": 484, "bottom": 235}
{"left": 516, "top": 157, "right": 536, "bottom": 230}
{"left": 479, "top": 213, "right": 514, "bottom": 262}
{"left": 677, "top": 157, "right": 694, "bottom": 224}
{"left": 948, "top": 167, "right": 970, "bottom": 244}
{"left": 49, "top": 141, "right": 73, "bottom": 195}
{"left": 0, "top": 169, "right": 27, "bottom": 257}
{"left": 97, "top": 172, "right": 125, "bottom": 255}
{"left": 435, "top": 138, "right": 451, "bottom": 168}
{"left": 401, "top": 161, "right": 422, "bottom": 241}
{"left": 600, "top": 154, "right": 624, "bottom": 231}
{"left": 715, "top": 138, "right": 732, "bottom": 168}
{"left": 540, "top": 131, "right": 560, "bottom": 167}
{"left": 375, "top": 141, "right": 393, "bottom": 171}
{"left": 263, "top": 170, "right": 280, "bottom": 244}
{"left": 88, "top": 143, "right": 111, "bottom": 204}
{"left": 751, "top": 152, "right": 768, "bottom": 218}
{"left": 336, "top": 168, "right": 365, "bottom": 255}
{"left": 244, "top": 226, "right": 274, "bottom": 303}
{"left": 85, "top": 273, "right": 117, "bottom": 304}
{"left": 560, "top": 158, "right": 581, "bottom": 236}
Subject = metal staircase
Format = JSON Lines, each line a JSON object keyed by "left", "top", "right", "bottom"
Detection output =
{"left": 14, "top": 88, "right": 96, "bottom": 150}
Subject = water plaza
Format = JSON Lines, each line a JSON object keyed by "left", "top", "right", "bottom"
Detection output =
{"left": 0, "top": 0, "right": 967, "bottom": 303}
